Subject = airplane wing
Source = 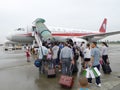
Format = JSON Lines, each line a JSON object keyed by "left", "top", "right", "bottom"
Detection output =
{"left": 80, "top": 31, "right": 120, "bottom": 41}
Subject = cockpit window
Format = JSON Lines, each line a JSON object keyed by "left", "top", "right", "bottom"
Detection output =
{"left": 15, "top": 28, "right": 25, "bottom": 31}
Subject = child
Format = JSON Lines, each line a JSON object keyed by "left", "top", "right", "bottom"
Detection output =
{"left": 78, "top": 77, "right": 89, "bottom": 90}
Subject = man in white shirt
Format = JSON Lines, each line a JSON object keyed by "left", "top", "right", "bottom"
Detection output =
{"left": 60, "top": 42, "right": 74, "bottom": 75}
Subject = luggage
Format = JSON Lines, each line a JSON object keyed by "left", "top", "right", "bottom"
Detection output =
{"left": 102, "top": 63, "right": 112, "bottom": 74}
{"left": 59, "top": 75, "right": 74, "bottom": 88}
{"left": 59, "top": 64, "right": 74, "bottom": 88}
{"left": 82, "top": 67, "right": 101, "bottom": 78}
{"left": 45, "top": 62, "right": 56, "bottom": 78}
{"left": 101, "top": 60, "right": 112, "bottom": 74}
{"left": 46, "top": 68, "right": 56, "bottom": 78}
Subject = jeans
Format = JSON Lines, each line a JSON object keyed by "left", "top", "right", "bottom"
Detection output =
{"left": 56, "top": 58, "right": 60, "bottom": 65}
{"left": 61, "top": 58, "right": 71, "bottom": 75}
{"left": 88, "top": 64, "right": 101, "bottom": 85}
{"left": 52, "top": 58, "right": 60, "bottom": 67}
{"left": 52, "top": 59, "right": 57, "bottom": 67}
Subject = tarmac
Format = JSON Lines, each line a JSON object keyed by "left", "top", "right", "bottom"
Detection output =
{"left": 0, "top": 44, "right": 120, "bottom": 90}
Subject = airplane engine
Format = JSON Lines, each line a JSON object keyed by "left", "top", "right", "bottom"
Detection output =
{"left": 85, "top": 36, "right": 103, "bottom": 42}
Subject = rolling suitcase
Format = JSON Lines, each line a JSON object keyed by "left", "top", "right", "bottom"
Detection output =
{"left": 59, "top": 64, "right": 74, "bottom": 88}
{"left": 102, "top": 60, "right": 112, "bottom": 74}
{"left": 45, "top": 61, "right": 56, "bottom": 78}
{"left": 46, "top": 69, "right": 56, "bottom": 78}
{"left": 59, "top": 75, "right": 74, "bottom": 88}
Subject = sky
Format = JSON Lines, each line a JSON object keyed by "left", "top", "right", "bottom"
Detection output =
{"left": 0, "top": 0, "right": 120, "bottom": 43}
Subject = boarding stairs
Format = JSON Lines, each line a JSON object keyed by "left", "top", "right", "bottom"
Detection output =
{"left": 34, "top": 32, "right": 42, "bottom": 47}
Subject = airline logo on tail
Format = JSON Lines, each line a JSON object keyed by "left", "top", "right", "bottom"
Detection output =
{"left": 99, "top": 18, "right": 107, "bottom": 33}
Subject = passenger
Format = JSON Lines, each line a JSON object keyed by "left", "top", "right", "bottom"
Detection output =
{"left": 78, "top": 77, "right": 89, "bottom": 90}
{"left": 59, "top": 42, "right": 74, "bottom": 75}
{"left": 80, "top": 42, "right": 86, "bottom": 56}
{"left": 80, "top": 42, "right": 86, "bottom": 66}
{"left": 68, "top": 44, "right": 73, "bottom": 49}
{"left": 75, "top": 47, "right": 80, "bottom": 58}
{"left": 59, "top": 42, "right": 64, "bottom": 49}
{"left": 32, "top": 46, "right": 35, "bottom": 55}
{"left": 72, "top": 42, "right": 77, "bottom": 58}
{"left": 25, "top": 44, "right": 30, "bottom": 62}
{"left": 73, "top": 42, "right": 77, "bottom": 49}
{"left": 88, "top": 42, "right": 101, "bottom": 87}
{"left": 34, "top": 41, "right": 39, "bottom": 59}
{"left": 71, "top": 44, "right": 79, "bottom": 73}
{"left": 37, "top": 45, "right": 48, "bottom": 73}
{"left": 83, "top": 43, "right": 91, "bottom": 69}
{"left": 101, "top": 42, "right": 109, "bottom": 64}
{"left": 47, "top": 38, "right": 51, "bottom": 44}
{"left": 46, "top": 49, "right": 53, "bottom": 68}
{"left": 26, "top": 44, "right": 29, "bottom": 50}
{"left": 34, "top": 47, "right": 38, "bottom": 60}
{"left": 52, "top": 42, "right": 60, "bottom": 67}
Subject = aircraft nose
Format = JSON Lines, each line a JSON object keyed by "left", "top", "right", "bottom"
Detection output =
{"left": 7, "top": 35, "right": 12, "bottom": 40}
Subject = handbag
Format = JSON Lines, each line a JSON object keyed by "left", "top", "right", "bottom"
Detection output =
{"left": 82, "top": 67, "right": 101, "bottom": 78}
{"left": 34, "top": 59, "right": 42, "bottom": 68}
{"left": 102, "top": 60, "right": 112, "bottom": 74}
{"left": 91, "top": 67, "right": 101, "bottom": 77}
{"left": 82, "top": 68, "right": 91, "bottom": 78}
{"left": 47, "top": 54, "right": 52, "bottom": 60}
{"left": 99, "top": 58, "right": 103, "bottom": 65}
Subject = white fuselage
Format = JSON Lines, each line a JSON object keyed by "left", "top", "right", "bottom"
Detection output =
{"left": 7, "top": 26, "right": 102, "bottom": 43}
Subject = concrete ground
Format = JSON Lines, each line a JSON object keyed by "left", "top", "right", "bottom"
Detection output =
{"left": 0, "top": 44, "right": 120, "bottom": 90}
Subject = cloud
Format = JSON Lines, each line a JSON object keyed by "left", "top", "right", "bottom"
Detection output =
{"left": 0, "top": 0, "right": 120, "bottom": 43}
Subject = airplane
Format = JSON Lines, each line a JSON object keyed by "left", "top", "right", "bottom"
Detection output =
{"left": 6, "top": 18, "right": 120, "bottom": 44}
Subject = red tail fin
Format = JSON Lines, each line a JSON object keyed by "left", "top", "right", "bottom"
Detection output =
{"left": 99, "top": 18, "right": 107, "bottom": 33}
